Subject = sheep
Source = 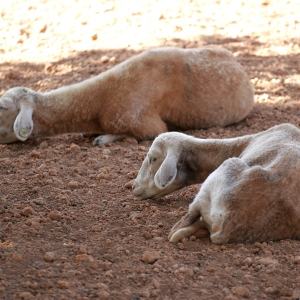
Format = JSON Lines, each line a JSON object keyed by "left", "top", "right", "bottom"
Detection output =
{"left": 133, "top": 123, "right": 300, "bottom": 244}
{"left": 0, "top": 46, "right": 254, "bottom": 146}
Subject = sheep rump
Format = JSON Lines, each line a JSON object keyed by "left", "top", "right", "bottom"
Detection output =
{"left": 0, "top": 46, "right": 254, "bottom": 146}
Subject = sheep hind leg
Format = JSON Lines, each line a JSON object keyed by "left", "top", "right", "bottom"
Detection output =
{"left": 93, "top": 134, "right": 129, "bottom": 146}
{"left": 168, "top": 211, "right": 209, "bottom": 243}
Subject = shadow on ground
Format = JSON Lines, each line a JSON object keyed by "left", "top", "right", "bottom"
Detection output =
{"left": 1, "top": 34, "right": 299, "bottom": 140}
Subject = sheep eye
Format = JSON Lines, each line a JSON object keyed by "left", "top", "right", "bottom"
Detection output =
{"left": 149, "top": 157, "right": 156, "bottom": 163}
{"left": 0, "top": 106, "right": 7, "bottom": 110}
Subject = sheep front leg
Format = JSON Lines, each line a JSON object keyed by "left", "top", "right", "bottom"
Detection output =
{"left": 92, "top": 112, "right": 168, "bottom": 146}
{"left": 93, "top": 134, "right": 129, "bottom": 146}
{"left": 168, "top": 210, "right": 209, "bottom": 243}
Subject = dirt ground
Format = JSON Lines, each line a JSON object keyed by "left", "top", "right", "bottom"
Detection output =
{"left": 1, "top": 0, "right": 300, "bottom": 299}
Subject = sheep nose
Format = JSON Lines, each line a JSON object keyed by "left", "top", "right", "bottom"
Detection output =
{"left": 132, "top": 185, "right": 144, "bottom": 197}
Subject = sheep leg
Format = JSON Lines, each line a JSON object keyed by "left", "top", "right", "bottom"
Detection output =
{"left": 168, "top": 211, "right": 208, "bottom": 243}
{"left": 93, "top": 112, "right": 168, "bottom": 146}
{"left": 93, "top": 134, "right": 129, "bottom": 146}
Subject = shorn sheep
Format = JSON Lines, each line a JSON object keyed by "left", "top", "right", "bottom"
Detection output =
{"left": 133, "top": 123, "right": 300, "bottom": 244}
{"left": 0, "top": 47, "right": 254, "bottom": 146}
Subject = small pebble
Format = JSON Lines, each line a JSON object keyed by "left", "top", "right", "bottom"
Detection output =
{"left": 91, "top": 225, "right": 101, "bottom": 232}
{"left": 177, "top": 243, "right": 184, "bottom": 250}
{"left": 21, "top": 207, "right": 35, "bottom": 217}
{"left": 102, "top": 149, "right": 111, "bottom": 155}
{"left": 150, "top": 206, "right": 158, "bottom": 212}
{"left": 222, "top": 287, "right": 231, "bottom": 296}
{"left": 31, "top": 186, "right": 39, "bottom": 193}
{"left": 178, "top": 267, "right": 194, "bottom": 276}
{"left": 97, "top": 290, "right": 110, "bottom": 299}
{"left": 78, "top": 245, "right": 88, "bottom": 254}
{"left": 92, "top": 283, "right": 109, "bottom": 290}
{"left": 11, "top": 253, "right": 23, "bottom": 261}
{"left": 44, "top": 252, "right": 55, "bottom": 262}
{"left": 264, "top": 287, "right": 274, "bottom": 294}
{"left": 100, "top": 55, "right": 109, "bottom": 63}
{"left": 254, "top": 242, "right": 261, "bottom": 248}
{"left": 76, "top": 254, "right": 94, "bottom": 263}
{"left": 232, "top": 286, "right": 251, "bottom": 298}
{"left": 68, "top": 180, "right": 80, "bottom": 189}
{"left": 49, "top": 169, "right": 57, "bottom": 176}
{"left": 57, "top": 280, "right": 69, "bottom": 289}
{"left": 18, "top": 292, "right": 34, "bottom": 299}
{"left": 139, "top": 289, "right": 150, "bottom": 298}
{"left": 142, "top": 232, "right": 152, "bottom": 240}
{"left": 121, "top": 288, "right": 131, "bottom": 295}
{"left": 152, "top": 278, "right": 160, "bottom": 288}
{"left": 259, "top": 257, "right": 279, "bottom": 265}
{"left": 243, "top": 257, "right": 253, "bottom": 266}
{"left": 39, "top": 141, "right": 48, "bottom": 149}
{"left": 141, "top": 251, "right": 160, "bottom": 264}
{"left": 48, "top": 210, "right": 62, "bottom": 221}
{"left": 31, "top": 198, "right": 44, "bottom": 205}
{"left": 30, "top": 150, "right": 40, "bottom": 158}
{"left": 70, "top": 143, "right": 80, "bottom": 151}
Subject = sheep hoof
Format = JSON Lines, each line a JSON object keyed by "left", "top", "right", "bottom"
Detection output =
{"left": 19, "top": 128, "right": 29, "bottom": 138}
{"left": 93, "top": 134, "right": 128, "bottom": 146}
{"left": 93, "top": 136, "right": 106, "bottom": 147}
{"left": 168, "top": 213, "right": 200, "bottom": 241}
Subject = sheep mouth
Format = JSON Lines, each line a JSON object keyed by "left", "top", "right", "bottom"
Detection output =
{"left": 133, "top": 192, "right": 156, "bottom": 201}
{"left": 133, "top": 191, "right": 151, "bottom": 201}
{"left": 133, "top": 191, "right": 169, "bottom": 201}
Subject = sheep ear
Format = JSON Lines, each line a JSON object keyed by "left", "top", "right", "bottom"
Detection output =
{"left": 154, "top": 153, "right": 178, "bottom": 189}
{"left": 13, "top": 104, "right": 34, "bottom": 141}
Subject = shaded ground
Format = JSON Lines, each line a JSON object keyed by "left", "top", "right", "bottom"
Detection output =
{"left": 1, "top": 1, "right": 300, "bottom": 299}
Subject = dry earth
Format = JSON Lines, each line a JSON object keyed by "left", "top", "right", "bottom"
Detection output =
{"left": 1, "top": 0, "right": 300, "bottom": 299}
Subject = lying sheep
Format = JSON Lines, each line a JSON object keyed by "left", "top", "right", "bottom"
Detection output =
{"left": 0, "top": 47, "right": 254, "bottom": 146}
{"left": 133, "top": 123, "right": 300, "bottom": 244}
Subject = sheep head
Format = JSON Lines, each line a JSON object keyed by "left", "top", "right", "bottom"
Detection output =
{"left": 0, "top": 87, "right": 36, "bottom": 143}
{"left": 133, "top": 132, "right": 193, "bottom": 200}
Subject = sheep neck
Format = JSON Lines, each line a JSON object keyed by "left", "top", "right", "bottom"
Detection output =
{"left": 180, "top": 136, "right": 251, "bottom": 184}
{"left": 32, "top": 74, "right": 110, "bottom": 137}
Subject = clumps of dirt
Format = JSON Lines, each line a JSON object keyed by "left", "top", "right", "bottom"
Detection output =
{"left": 1, "top": 0, "right": 300, "bottom": 299}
